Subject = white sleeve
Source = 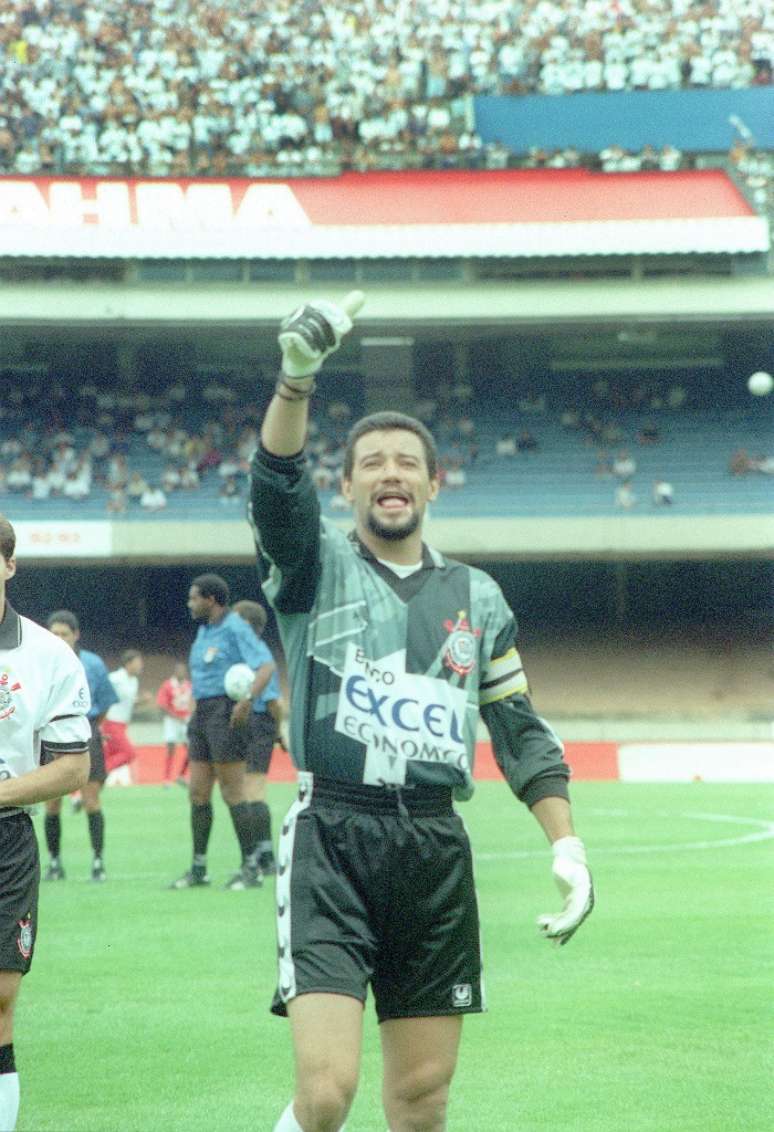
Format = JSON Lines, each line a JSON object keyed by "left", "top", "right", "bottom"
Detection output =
{"left": 109, "top": 668, "right": 126, "bottom": 696}
{"left": 39, "top": 648, "right": 92, "bottom": 751}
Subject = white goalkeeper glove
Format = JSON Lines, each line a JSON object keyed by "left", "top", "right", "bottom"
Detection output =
{"left": 537, "top": 835, "right": 594, "bottom": 946}
{"left": 277, "top": 290, "right": 365, "bottom": 380}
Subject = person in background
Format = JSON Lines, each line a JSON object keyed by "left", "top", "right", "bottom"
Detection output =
{"left": 652, "top": 479, "right": 674, "bottom": 506}
{"left": 102, "top": 649, "right": 152, "bottom": 785}
{"left": 168, "top": 573, "right": 267, "bottom": 891}
{"left": 613, "top": 449, "right": 637, "bottom": 479}
{"left": 231, "top": 600, "right": 283, "bottom": 876}
{"left": 43, "top": 610, "right": 118, "bottom": 883}
{"left": 0, "top": 514, "right": 90, "bottom": 1132}
{"left": 156, "top": 661, "right": 193, "bottom": 787}
{"left": 615, "top": 480, "right": 637, "bottom": 510}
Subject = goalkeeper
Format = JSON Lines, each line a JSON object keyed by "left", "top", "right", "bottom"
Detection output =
{"left": 250, "top": 292, "right": 594, "bottom": 1132}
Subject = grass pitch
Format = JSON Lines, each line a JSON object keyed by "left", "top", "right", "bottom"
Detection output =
{"left": 17, "top": 781, "right": 774, "bottom": 1131}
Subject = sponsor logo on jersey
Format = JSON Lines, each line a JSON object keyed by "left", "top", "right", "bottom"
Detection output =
{"left": 0, "top": 670, "right": 22, "bottom": 721}
{"left": 442, "top": 611, "right": 481, "bottom": 677}
{"left": 17, "top": 917, "right": 33, "bottom": 960}
{"left": 72, "top": 685, "right": 89, "bottom": 710}
{"left": 335, "top": 644, "right": 469, "bottom": 772}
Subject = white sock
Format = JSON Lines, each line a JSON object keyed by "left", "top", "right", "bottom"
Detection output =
{"left": 273, "top": 1102, "right": 304, "bottom": 1132}
{"left": 272, "top": 1101, "right": 347, "bottom": 1132}
{"left": 0, "top": 1072, "right": 20, "bottom": 1132}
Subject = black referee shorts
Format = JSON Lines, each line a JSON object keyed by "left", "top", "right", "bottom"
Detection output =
{"left": 271, "top": 775, "right": 484, "bottom": 1024}
{"left": 232, "top": 711, "right": 277, "bottom": 774}
{"left": 188, "top": 696, "right": 244, "bottom": 765}
{"left": 0, "top": 813, "right": 39, "bottom": 975}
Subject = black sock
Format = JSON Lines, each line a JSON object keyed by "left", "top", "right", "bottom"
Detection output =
{"left": 251, "top": 800, "right": 272, "bottom": 844}
{"left": 44, "top": 814, "right": 61, "bottom": 858}
{"left": 87, "top": 811, "right": 104, "bottom": 857}
{"left": 228, "top": 801, "right": 258, "bottom": 864}
{"left": 191, "top": 803, "right": 213, "bottom": 858}
{"left": 0, "top": 1044, "right": 15, "bottom": 1074}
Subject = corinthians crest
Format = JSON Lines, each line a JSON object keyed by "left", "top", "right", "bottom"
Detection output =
{"left": 0, "top": 670, "right": 20, "bottom": 721}
{"left": 442, "top": 610, "right": 480, "bottom": 677}
{"left": 17, "top": 917, "right": 33, "bottom": 960}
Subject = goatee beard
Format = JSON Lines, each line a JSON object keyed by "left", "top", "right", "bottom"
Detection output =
{"left": 366, "top": 509, "right": 420, "bottom": 542}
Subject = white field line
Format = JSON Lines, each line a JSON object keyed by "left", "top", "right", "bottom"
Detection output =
{"left": 39, "top": 812, "right": 774, "bottom": 879}
{"left": 475, "top": 811, "right": 774, "bottom": 861}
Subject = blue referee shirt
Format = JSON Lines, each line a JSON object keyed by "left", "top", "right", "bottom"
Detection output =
{"left": 78, "top": 648, "right": 119, "bottom": 720}
{"left": 189, "top": 610, "right": 267, "bottom": 701}
{"left": 252, "top": 637, "right": 280, "bottom": 715}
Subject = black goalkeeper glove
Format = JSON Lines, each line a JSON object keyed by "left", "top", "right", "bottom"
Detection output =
{"left": 278, "top": 290, "right": 365, "bottom": 381}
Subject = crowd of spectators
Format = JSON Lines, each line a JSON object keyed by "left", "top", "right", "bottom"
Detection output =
{"left": 728, "top": 137, "right": 774, "bottom": 215}
{"left": 1, "top": 0, "right": 772, "bottom": 178}
{"left": 478, "top": 375, "right": 693, "bottom": 510}
{"left": 728, "top": 446, "right": 774, "bottom": 475}
{"left": 0, "top": 375, "right": 254, "bottom": 512}
{"left": 1, "top": 367, "right": 770, "bottom": 516}
{"left": 0, "top": 373, "right": 371, "bottom": 514}
{"left": 0, "top": 366, "right": 477, "bottom": 513}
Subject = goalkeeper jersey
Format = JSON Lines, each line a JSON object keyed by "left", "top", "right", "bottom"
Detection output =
{"left": 249, "top": 446, "right": 569, "bottom": 806}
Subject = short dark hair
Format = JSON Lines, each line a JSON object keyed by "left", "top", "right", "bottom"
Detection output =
{"left": 0, "top": 514, "right": 15, "bottom": 561}
{"left": 121, "top": 649, "right": 142, "bottom": 666}
{"left": 47, "top": 609, "right": 80, "bottom": 632}
{"left": 232, "top": 600, "right": 267, "bottom": 636}
{"left": 190, "top": 573, "right": 230, "bottom": 606}
{"left": 342, "top": 412, "right": 438, "bottom": 480}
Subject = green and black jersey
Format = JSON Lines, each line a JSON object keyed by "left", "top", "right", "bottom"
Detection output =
{"left": 249, "top": 446, "right": 569, "bottom": 806}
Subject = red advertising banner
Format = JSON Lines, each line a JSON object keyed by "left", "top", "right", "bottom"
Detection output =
{"left": 0, "top": 171, "right": 766, "bottom": 259}
{"left": 132, "top": 741, "right": 621, "bottom": 785}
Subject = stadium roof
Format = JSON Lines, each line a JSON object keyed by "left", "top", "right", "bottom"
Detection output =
{"left": 0, "top": 170, "right": 767, "bottom": 259}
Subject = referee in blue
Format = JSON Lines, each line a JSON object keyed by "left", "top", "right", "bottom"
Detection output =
{"left": 169, "top": 573, "right": 268, "bottom": 890}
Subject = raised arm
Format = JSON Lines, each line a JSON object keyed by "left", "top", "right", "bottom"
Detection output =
{"left": 250, "top": 292, "right": 365, "bottom": 614}
{"left": 261, "top": 290, "right": 365, "bottom": 457}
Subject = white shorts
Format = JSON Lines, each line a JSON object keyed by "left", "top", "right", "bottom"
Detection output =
{"left": 163, "top": 717, "right": 189, "bottom": 745}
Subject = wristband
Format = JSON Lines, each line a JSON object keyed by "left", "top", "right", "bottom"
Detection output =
{"left": 274, "top": 378, "right": 316, "bottom": 402}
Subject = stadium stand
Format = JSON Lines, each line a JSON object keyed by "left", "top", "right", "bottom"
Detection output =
{"left": 1, "top": 367, "right": 770, "bottom": 520}
{"left": 1, "top": 0, "right": 771, "bottom": 177}
{"left": 0, "top": 0, "right": 769, "bottom": 784}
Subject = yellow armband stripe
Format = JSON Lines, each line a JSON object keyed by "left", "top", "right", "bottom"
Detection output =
{"left": 479, "top": 648, "right": 529, "bottom": 706}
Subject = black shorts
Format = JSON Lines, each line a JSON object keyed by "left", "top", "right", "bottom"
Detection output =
{"left": 0, "top": 813, "right": 39, "bottom": 975}
{"left": 188, "top": 696, "right": 244, "bottom": 765}
{"left": 88, "top": 720, "right": 106, "bottom": 784}
{"left": 232, "top": 711, "right": 277, "bottom": 774}
{"left": 271, "top": 774, "right": 484, "bottom": 1024}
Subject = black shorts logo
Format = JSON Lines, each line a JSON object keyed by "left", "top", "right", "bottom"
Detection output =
{"left": 452, "top": 983, "right": 472, "bottom": 1008}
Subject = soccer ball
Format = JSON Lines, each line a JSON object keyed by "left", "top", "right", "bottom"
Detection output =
{"left": 747, "top": 371, "right": 773, "bottom": 396}
{"left": 224, "top": 663, "right": 255, "bottom": 701}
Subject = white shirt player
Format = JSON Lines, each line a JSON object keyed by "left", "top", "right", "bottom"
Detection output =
{"left": 105, "top": 667, "right": 139, "bottom": 724}
{"left": 0, "top": 606, "right": 92, "bottom": 800}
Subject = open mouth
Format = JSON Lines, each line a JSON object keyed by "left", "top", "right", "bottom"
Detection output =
{"left": 374, "top": 491, "right": 411, "bottom": 513}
